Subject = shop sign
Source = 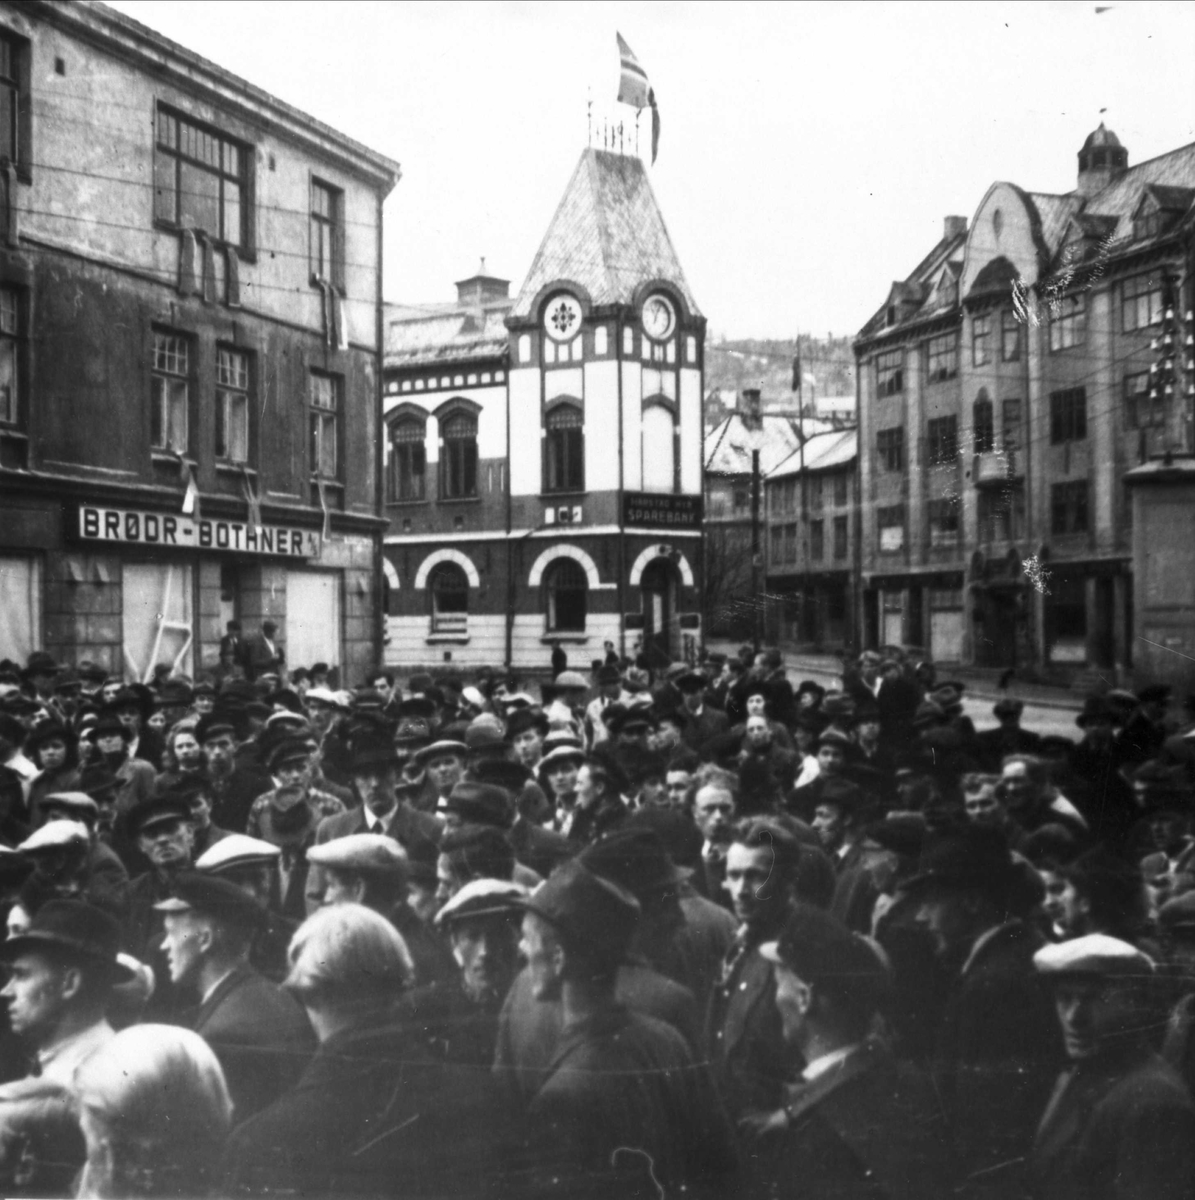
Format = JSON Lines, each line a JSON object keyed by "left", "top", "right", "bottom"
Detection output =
{"left": 77, "top": 506, "right": 320, "bottom": 559}
{"left": 623, "top": 492, "right": 703, "bottom": 529}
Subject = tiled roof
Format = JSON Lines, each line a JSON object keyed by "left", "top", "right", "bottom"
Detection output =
{"left": 1027, "top": 192, "right": 1082, "bottom": 253}
{"left": 1082, "top": 140, "right": 1195, "bottom": 244}
{"left": 511, "top": 149, "right": 700, "bottom": 320}
{"left": 768, "top": 428, "right": 857, "bottom": 478}
{"left": 704, "top": 413, "right": 833, "bottom": 477}
{"left": 385, "top": 303, "right": 510, "bottom": 369}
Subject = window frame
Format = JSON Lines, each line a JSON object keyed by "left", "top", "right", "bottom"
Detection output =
{"left": 428, "top": 561, "right": 469, "bottom": 635}
{"left": 927, "top": 415, "right": 959, "bottom": 466}
{"left": 875, "top": 349, "right": 903, "bottom": 398}
{"left": 0, "top": 33, "right": 30, "bottom": 182}
{"left": 0, "top": 284, "right": 21, "bottom": 429}
{"left": 1000, "top": 310, "right": 1022, "bottom": 362}
{"left": 154, "top": 103, "right": 250, "bottom": 252}
{"left": 150, "top": 328, "right": 192, "bottom": 455}
{"left": 809, "top": 518, "right": 825, "bottom": 562}
{"left": 1051, "top": 480, "right": 1090, "bottom": 535}
{"left": 309, "top": 176, "right": 345, "bottom": 292}
{"left": 543, "top": 557, "right": 588, "bottom": 634}
{"left": 927, "top": 496, "right": 961, "bottom": 546}
{"left": 978, "top": 486, "right": 1025, "bottom": 543}
{"left": 309, "top": 370, "right": 343, "bottom": 482}
{"left": 439, "top": 408, "right": 479, "bottom": 500}
{"left": 543, "top": 402, "right": 585, "bottom": 494}
{"left": 1049, "top": 387, "right": 1088, "bottom": 445}
{"left": 832, "top": 473, "right": 848, "bottom": 507}
{"left": 387, "top": 416, "right": 427, "bottom": 503}
{"left": 925, "top": 332, "right": 959, "bottom": 384}
{"left": 876, "top": 427, "right": 904, "bottom": 473}
{"left": 1122, "top": 272, "right": 1163, "bottom": 333}
{"left": 973, "top": 396, "right": 995, "bottom": 454}
{"left": 832, "top": 515, "right": 848, "bottom": 560}
{"left": 971, "top": 313, "right": 992, "bottom": 367}
{"left": 214, "top": 345, "right": 252, "bottom": 465}
{"left": 1048, "top": 294, "right": 1087, "bottom": 352}
{"left": 1123, "top": 370, "right": 1163, "bottom": 430}
{"left": 877, "top": 505, "right": 905, "bottom": 553}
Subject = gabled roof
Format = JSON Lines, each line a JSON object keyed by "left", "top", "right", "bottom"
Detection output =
{"left": 1081, "top": 141, "right": 1195, "bottom": 242}
{"left": 855, "top": 225, "right": 967, "bottom": 341}
{"left": 704, "top": 413, "right": 833, "bottom": 477}
{"left": 768, "top": 428, "right": 857, "bottom": 479}
{"left": 511, "top": 148, "right": 700, "bottom": 320}
{"left": 385, "top": 301, "right": 510, "bottom": 369}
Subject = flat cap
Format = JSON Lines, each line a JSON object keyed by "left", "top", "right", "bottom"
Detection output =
{"left": 40, "top": 792, "right": 99, "bottom": 819}
{"left": 154, "top": 871, "right": 267, "bottom": 928}
{"left": 127, "top": 796, "right": 192, "bottom": 836}
{"left": 553, "top": 671, "right": 589, "bottom": 691}
{"left": 195, "top": 833, "right": 281, "bottom": 872}
{"left": 19, "top": 819, "right": 90, "bottom": 853}
{"left": 305, "top": 686, "right": 347, "bottom": 709}
{"left": 444, "top": 781, "right": 512, "bottom": 828}
{"left": 1033, "top": 933, "right": 1154, "bottom": 979}
{"left": 306, "top": 833, "right": 408, "bottom": 877}
{"left": 525, "top": 859, "right": 640, "bottom": 967}
{"left": 415, "top": 739, "right": 468, "bottom": 766}
{"left": 435, "top": 878, "right": 528, "bottom": 928}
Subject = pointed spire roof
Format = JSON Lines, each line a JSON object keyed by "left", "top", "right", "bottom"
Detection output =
{"left": 511, "top": 148, "right": 700, "bottom": 320}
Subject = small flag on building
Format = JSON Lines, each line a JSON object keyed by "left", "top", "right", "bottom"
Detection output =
{"left": 241, "top": 465, "right": 262, "bottom": 534}
{"left": 174, "top": 450, "right": 200, "bottom": 518}
{"left": 616, "top": 33, "right": 661, "bottom": 164}
{"left": 316, "top": 475, "right": 331, "bottom": 542}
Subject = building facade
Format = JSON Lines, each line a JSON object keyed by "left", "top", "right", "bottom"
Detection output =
{"left": 382, "top": 148, "right": 705, "bottom": 673}
{"left": 0, "top": 3, "right": 398, "bottom": 685}
{"left": 854, "top": 126, "right": 1195, "bottom": 677}
{"left": 764, "top": 428, "right": 858, "bottom": 651}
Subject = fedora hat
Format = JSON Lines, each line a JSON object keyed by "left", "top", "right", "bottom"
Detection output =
{"left": 0, "top": 899, "right": 133, "bottom": 982}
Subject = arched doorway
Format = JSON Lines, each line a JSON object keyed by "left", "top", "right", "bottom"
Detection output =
{"left": 640, "top": 558, "right": 678, "bottom": 661}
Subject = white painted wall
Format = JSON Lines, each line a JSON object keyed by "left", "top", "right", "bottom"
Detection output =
{"left": 509, "top": 367, "right": 541, "bottom": 496}
{"left": 680, "top": 366, "right": 702, "bottom": 495}
{"left": 584, "top": 360, "right": 619, "bottom": 491}
{"left": 621, "top": 361, "right": 643, "bottom": 491}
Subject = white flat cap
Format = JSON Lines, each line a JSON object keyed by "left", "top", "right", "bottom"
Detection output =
{"left": 1033, "top": 933, "right": 1154, "bottom": 978}
{"left": 435, "top": 878, "right": 528, "bottom": 928}
{"left": 306, "top": 833, "right": 408, "bottom": 875}
{"left": 19, "top": 819, "right": 89, "bottom": 852}
{"left": 41, "top": 792, "right": 100, "bottom": 818}
{"left": 195, "top": 833, "right": 282, "bottom": 872}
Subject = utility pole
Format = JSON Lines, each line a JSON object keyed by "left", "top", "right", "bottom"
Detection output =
{"left": 744, "top": 387, "right": 764, "bottom": 653}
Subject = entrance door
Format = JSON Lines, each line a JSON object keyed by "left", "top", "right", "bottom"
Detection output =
{"left": 286, "top": 570, "right": 341, "bottom": 673}
{"left": 977, "top": 589, "right": 1019, "bottom": 668}
{"left": 123, "top": 562, "right": 194, "bottom": 682}
{"left": 640, "top": 559, "right": 675, "bottom": 661}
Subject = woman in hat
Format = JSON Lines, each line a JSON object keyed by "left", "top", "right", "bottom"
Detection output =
{"left": 152, "top": 724, "right": 205, "bottom": 795}
{"left": 85, "top": 715, "right": 156, "bottom": 818}
{"left": 536, "top": 744, "right": 585, "bottom": 835}
{"left": 26, "top": 721, "right": 81, "bottom": 828}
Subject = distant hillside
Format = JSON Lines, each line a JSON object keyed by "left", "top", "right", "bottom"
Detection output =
{"left": 705, "top": 335, "right": 856, "bottom": 426}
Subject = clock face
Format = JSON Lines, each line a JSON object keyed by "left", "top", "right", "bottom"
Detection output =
{"left": 544, "top": 294, "right": 582, "bottom": 342}
{"left": 642, "top": 294, "right": 676, "bottom": 341}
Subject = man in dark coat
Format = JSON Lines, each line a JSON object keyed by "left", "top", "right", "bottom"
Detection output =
{"left": 241, "top": 619, "right": 284, "bottom": 682}
{"left": 904, "top": 824, "right": 1064, "bottom": 1195}
{"left": 156, "top": 871, "right": 315, "bottom": 1122}
{"left": 1029, "top": 934, "right": 1195, "bottom": 1200}
{"left": 974, "top": 697, "right": 1044, "bottom": 772}
{"left": 745, "top": 904, "right": 956, "bottom": 1200}
{"left": 514, "top": 859, "right": 736, "bottom": 1199}
{"left": 223, "top": 903, "right": 496, "bottom": 1199}
{"left": 1065, "top": 697, "right": 1137, "bottom": 847}
{"left": 1116, "top": 684, "right": 1172, "bottom": 771}
{"left": 676, "top": 670, "right": 730, "bottom": 755}
{"left": 195, "top": 711, "right": 272, "bottom": 835}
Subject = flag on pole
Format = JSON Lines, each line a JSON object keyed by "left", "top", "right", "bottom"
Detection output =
{"left": 316, "top": 475, "right": 331, "bottom": 542}
{"left": 616, "top": 34, "right": 661, "bottom": 164}
{"left": 174, "top": 450, "right": 200, "bottom": 518}
{"left": 241, "top": 465, "right": 262, "bottom": 534}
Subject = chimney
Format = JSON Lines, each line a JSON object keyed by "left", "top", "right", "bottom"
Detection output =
{"left": 944, "top": 215, "right": 968, "bottom": 242}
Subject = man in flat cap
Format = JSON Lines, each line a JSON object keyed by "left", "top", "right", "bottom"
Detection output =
{"left": 157, "top": 871, "right": 314, "bottom": 1120}
{"left": 194, "top": 709, "right": 271, "bottom": 834}
{"left": 1029, "top": 935, "right": 1195, "bottom": 1200}
{"left": 746, "top": 905, "right": 955, "bottom": 1200}
{"left": 514, "top": 859, "right": 736, "bottom": 1198}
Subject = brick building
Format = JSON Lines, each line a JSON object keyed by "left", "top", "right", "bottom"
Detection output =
{"left": 854, "top": 125, "right": 1195, "bottom": 677}
{"left": 0, "top": 2, "right": 398, "bottom": 684}
{"left": 382, "top": 148, "right": 706, "bottom": 673}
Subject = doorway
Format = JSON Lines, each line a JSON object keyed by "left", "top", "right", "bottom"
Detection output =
{"left": 640, "top": 559, "right": 676, "bottom": 661}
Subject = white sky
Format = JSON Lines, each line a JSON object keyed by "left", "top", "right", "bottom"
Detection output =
{"left": 108, "top": 0, "right": 1195, "bottom": 339}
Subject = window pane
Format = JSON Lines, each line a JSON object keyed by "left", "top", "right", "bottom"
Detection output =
{"left": 0, "top": 337, "right": 15, "bottom": 424}
{"left": 178, "top": 161, "right": 220, "bottom": 235}
{"left": 223, "top": 181, "right": 241, "bottom": 247}
{"left": 167, "top": 380, "right": 188, "bottom": 452}
{"left": 311, "top": 374, "right": 337, "bottom": 411}
{"left": 0, "top": 288, "right": 16, "bottom": 335}
{"left": 214, "top": 393, "right": 227, "bottom": 458}
{"left": 228, "top": 394, "right": 248, "bottom": 462}
{"left": 154, "top": 151, "right": 177, "bottom": 224}
{"left": 319, "top": 413, "right": 337, "bottom": 477}
{"left": 0, "top": 87, "right": 14, "bottom": 163}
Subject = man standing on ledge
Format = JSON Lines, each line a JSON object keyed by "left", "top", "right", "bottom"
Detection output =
{"left": 244, "top": 619, "right": 284, "bottom": 681}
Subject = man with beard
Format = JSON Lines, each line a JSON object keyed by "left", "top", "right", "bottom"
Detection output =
{"left": 156, "top": 872, "right": 314, "bottom": 1121}
{"left": 905, "top": 824, "right": 1063, "bottom": 1194}
{"left": 408, "top": 879, "right": 526, "bottom": 1068}
{"left": 1029, "top": 935, "right": 1194, "bottom": 1200}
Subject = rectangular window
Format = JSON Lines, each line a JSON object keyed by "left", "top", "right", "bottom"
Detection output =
{"left": 809, "top": 476, "right": 823, "bottom": 512}
{"left": 878, "top": 505, "right": 905, "bottom": 552}
{"left": 769, "top": 525, "right": 782, "bottom": 566}
{"left": 833, "top": 516, "right": 848, "bottom": 560}
{"left": 310, "top": 178, "right": 345, "bottom": 290}
{"left": 154, "top": 106, "right": 247, "bottom": 248}
{"left": 151, "top": 331, "right": 189, "bottom": 452}
{"left": 389, "top": 420, "right": 426, "bottom": 501}
{"left": 1002, "top": 399, "right": 1022, "bottom": 451}
{"left": 0, "top": 35, "right": 29, "bottom": 174}
{"left": 925, "top": 333, "right": 958, "bottom": 383}
{"left": 1049, "top": 294, "right": 1086, "bottom": 352}
{"left": 214, "top": 347, "right": 250, "bottom": 463}
{"left": 309, "top": 371, "right": 341, "bottom": 479}
{"left": 927, "top": 496, "right": 960, "bottom": 546}
{"left": 973, "top": 400, "right": 995, "bottom": 453}
{"left": 0, "top": 286, "right": 18, "bottom": 426}
{"left": 927, "top": 415, "right": 958, "bottom": 465}
{"left": 972, "top": 314, "right": 992, "bottom": 366}
{"left": 833, "top": 473, "right": 848, "bottom": 507}
{"left": 545, "top": 406, "right": 585, "bottom": 492}
{"left": 1001, "top": 310, "right": 1022, "bottom": 362}
{"left": 1122, "top": 272, "right": 1163, "bottom": 333}
{"left": 978, "top": 487, "right": 1025, "bottom": 543}
{"left": 1051, "top": 480, "right": 1089, "bottom": 535}
{"left": 1124, "top": 370, "right": 1163, "bottom": 429}
{"left": 875, "top": 349, "right": 903, "bottom": 397}
{"left": 1050, "top": 387, "right": 1087, "bottom": 444}
{"left": 784, "top": 523, "right": 797, "bottom": 564}
{"left": 810, "top": 519, "right": 824, "bottom": 561}
{"left": 877, "top": 427, "right": 904, "bottom": 472}
{"left": 441, "top": 412, "right": 479, "bottom": 499}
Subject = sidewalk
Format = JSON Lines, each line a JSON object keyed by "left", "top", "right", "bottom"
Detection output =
{"left": 704, "top": 642, "right": 1084, "bottom": 712}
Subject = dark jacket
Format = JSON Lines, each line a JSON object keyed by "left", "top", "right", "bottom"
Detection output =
{"left": 632, "top": 891, "right": 738, "bottom": 1014}
{"left": 974, "top": 725, "right": 1044, "bottom": 773}
{"left": 509, "top": 815, "right": 573, "bottom": 879}
{"left": 207, "top": 764, "right": 272, "bottom": 834}
{"left": 1029, "top": 1045, "right": 1195, "bottom": 1200}
{"left": 190, "top": 963, "right": 316, "bottom": 1122}
{"left": 519, "top": 1004, "right": 736, "bottom": 1200}
{"left": 932, "top": 920, "right": 1064, "bottom": 1189}
{"left": 745, "top": 1040, "right": 957, "bottom": 1200}
{"left": 680, "top": 705, "right": 731, "bottom": 756}
{"left": 223, "top": 1011, "right": 496, "bottom": 1199}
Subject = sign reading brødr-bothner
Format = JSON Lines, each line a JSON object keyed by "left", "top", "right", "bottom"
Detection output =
{"left": 77, "top": 506, "right": 320, "bottom": 559}
{"left": 622, "top": 492, "right": 703, "bottom": 529}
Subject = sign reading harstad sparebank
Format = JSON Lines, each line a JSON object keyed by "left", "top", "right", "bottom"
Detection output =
{"left": 78, "top": 506, "right": 320, "bottom": 558}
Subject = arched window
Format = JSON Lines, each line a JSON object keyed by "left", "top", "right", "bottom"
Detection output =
{"left": 642, "top": 404, "right": 675, "bottom": 493}
{"left": 388, "top": 418, "right": 426, "bottom": 501}
{"left": 544, "top": 558, "right": 587, "bottom": 633}
{"left": 544, "top": 404, "right": 584, "bottom": 493}
{"left": 973, "top": 393, "right": 995, "bottom": 453}
{"left": 429, "top": 562, "right": 469, "bottom": 634}
{"left": 440, "top": 412, "right": 478, "bottom": 499}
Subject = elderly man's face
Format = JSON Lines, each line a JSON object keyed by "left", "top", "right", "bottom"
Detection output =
{"left": 1053, "top": 977, "right": 1139, "bottom": 1060}
{"left": 693, "top": 786, "right": 735, "bottom": 842}
{"left": 745, "top": 715, "right": 772, "bottom": 750}
{"left": 450, "top": 914, "right": 520, "bottom": 1004}
{"left": 137, "top": 818, "right": 194, "bottom": 871}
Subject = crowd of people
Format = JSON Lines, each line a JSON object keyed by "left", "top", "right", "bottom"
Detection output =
{"left": 0, "top": 636, "right": 1192, "bottom": 1197}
